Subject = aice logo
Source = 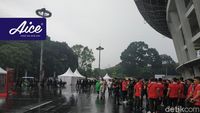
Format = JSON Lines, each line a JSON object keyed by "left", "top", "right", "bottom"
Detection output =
{"left": 9, "top": 21, "right": 43, "bottom": 35}
{"left": 0, "top": 18, "right": 46, "bottom": 40}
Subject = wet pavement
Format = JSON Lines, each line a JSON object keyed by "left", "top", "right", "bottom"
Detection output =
{"left": 0, "top": 87, "right": 64, "bottom": 113}
{"left": 68, "top": 93, "right": 137, "bottom": 113}
{"left": 0, "top": 86, "right": 146, "bottom": 113}
{"left": 59, "top": 86, "right": 145, "bottom": 113}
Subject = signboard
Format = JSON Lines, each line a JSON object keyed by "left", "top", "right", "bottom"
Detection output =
{"left": 0, "top": 18, "right": 46, "bottom": 40}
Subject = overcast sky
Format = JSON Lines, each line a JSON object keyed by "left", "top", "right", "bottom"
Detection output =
{"left": 0, "top": 0, "right": 177, "bottom": 69}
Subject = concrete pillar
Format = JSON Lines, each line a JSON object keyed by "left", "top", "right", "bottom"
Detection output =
{"left": 168, "top": 12, "right": 187, "bottom": 64}
{"left": 193, "top": 0, "right": 200, "bottom": 27}
{"left": 175, "top": 0, "right": 197, "bottom": 60}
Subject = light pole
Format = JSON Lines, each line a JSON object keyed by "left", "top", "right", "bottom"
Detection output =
{"left": 162, "top": 61, "right": 168, "bottom": 76}
{"left": 35, "top": 8, "right": 52, "bottom": 83}
{"left": 96, "top": 46, "right": 104, "bottom": 76}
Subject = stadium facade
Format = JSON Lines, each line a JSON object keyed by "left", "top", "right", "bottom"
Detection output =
{"left": 135, "top": 0, "right": 200, "bottom": 78}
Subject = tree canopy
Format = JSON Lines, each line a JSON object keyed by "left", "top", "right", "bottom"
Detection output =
{"left": 118, "top": 41, "right": 177, "bottom": 78}
{"left": 72, "top": 44, "right": 95, "bottom": 76}
{"left": 0, "top": 38, "right": 78, "bottom": 79}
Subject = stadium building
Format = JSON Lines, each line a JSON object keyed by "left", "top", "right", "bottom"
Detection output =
{"left": 134, "top": 0, "right": 200, "bottom": 78}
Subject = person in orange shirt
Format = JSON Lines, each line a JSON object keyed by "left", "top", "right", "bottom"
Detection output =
{"left": 190, "top": 77, "right": 200, "bottom": 107}
{"left": 147, "top": 78, "right": 159, "bottom": 113}
{"left": 167, "top": 78, "right": 180, "bottom": 107}
{"left": 134, "top": 79, "right": 143, "bottom": 110}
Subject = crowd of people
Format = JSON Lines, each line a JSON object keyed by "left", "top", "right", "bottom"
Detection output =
{"left": 14, "top": 75, "right": 200, "bottom": 113}
{"left": 95, "top": 77, "right": 200, "bottom": 113}
{"left": 15, "top": 77, "right": 66, "bottom": 90}
{"left": 76, "top": 79, "right": 96, "bottom": 92}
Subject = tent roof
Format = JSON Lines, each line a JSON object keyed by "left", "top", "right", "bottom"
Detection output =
{"left": 58, "top": 68, "right": 75, "bottom": 77}
{"left": 103, "top": 74, "right": 112, "bottom": 79}
{"left": 0, "top": 67, "right": 7, "bottom": 74}
{"left": 74, "top": 69, "right": 85, "bottom": 78}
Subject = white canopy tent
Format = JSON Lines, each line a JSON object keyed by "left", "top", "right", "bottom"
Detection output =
{"left": 0, "top": 67, "right": 7, "bottom": 74}
{"left": 0, "top": 68, "right": 6, "bottom": 89}
{"left": 103, "top": 73, "right": 112, "bottom": 80}
{"left": 58, "top": 68, "right": 78, "bottom": 86}
{"left": 74, "top": 69, "right": 85, "bottom": 78}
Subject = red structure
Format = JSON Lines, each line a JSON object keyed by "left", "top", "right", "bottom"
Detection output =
{"left": 0, "top": 68, "right": 15, "bottom": 97}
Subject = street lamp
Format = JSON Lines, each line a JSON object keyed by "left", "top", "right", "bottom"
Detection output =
{"left": 35, "top": 8, "right": 52, "bottom": 83}
{"left": 162, "top": 61, "right": 168, "bottom": 76}
{"left": 96, "top": 46, "right": 104, "bottom": 76}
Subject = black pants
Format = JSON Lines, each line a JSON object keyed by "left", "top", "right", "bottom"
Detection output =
{"left": 185, "top": 100, "right": 193, "bottom": 107}
{"left": 108, "top": 88, "right": 112, "bottom": 96}
{"left": 163, "top": 96, "right": 169, "bottom": 107}
{"left": 128, "top": 91, "right": 133, "bottom": 104}
{"left": 169, "top": 98, "right": 178, "bottom": 107}
{"left": 114, "top": 92, "right": 120, "bottom": 104}
{"left": 149, "top": 98, "right": 158, "bottom": 112}
{"left": 135, "top": 96, "right": 142, "bottom": 109}
{"left": 122, "top": 91, "right": 127, "bottom": 101}
{"left": 178, "top": 98, "right": 185, "bottom": 107}
{"left": 157, "top": 97, "right": 163, "bottom": 111}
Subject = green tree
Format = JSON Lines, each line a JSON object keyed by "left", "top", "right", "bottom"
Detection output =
{"left": 92, "top": 68, "right": 99, "bottom": 78}
{"left": 146, "top": 48, "right": 162, "bottom": 74}
{"left": 101, "top": 64, "right": 123, "bottom": 77}
{"left": 72, "top": 44, "right": 95, "bottom": 76}
{"left": 0, "top": 37, "right": 78, "bottom": 79}
{"left": 0, "top": 43, "right": 32, "bottom": 78}
{"left": 160, "top": 54, "right": 177, "bottom": 75}
{"left": 24, "top": 38, "right": 78, "bottom": 78}
{"left": 43, "top": 40, "right": 78, "bottom": 77}
{"left": 160, "top": 54, "right": 175, "bottom": 64}
{"left": 102, "top": 42, "right": 177, "bottom": 78}
{"left": 120, "top": 41, "right": 162, "bottom": 77}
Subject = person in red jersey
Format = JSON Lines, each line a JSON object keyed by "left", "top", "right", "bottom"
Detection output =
{"left": 157, "top": 78, "right": 164, "bottom": 110}
{"left": 163, "top": 80, "right": 169, "bottom": 107}
{"left": 121, "top": 79, "right": 127, "bottom": 101}
{"left": 134, "top": 79, "right": 143, "bottom": 110}
{"left": 178, "top": 77, "right": 186, "bottom": 107}
{"left": 147, "top": 78, "right": 159, "bottom": 113}
{"left": 185, "top": 79, "right": 195, "bottom": 107}
{"left": 167, "top": 78, "right": 180, "bottom": 107}
{"left": 113, "top": 78, "right": 121, "bottom": 105}
{"left": 190, "top": 77, "right": 200, "bottom": 107}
